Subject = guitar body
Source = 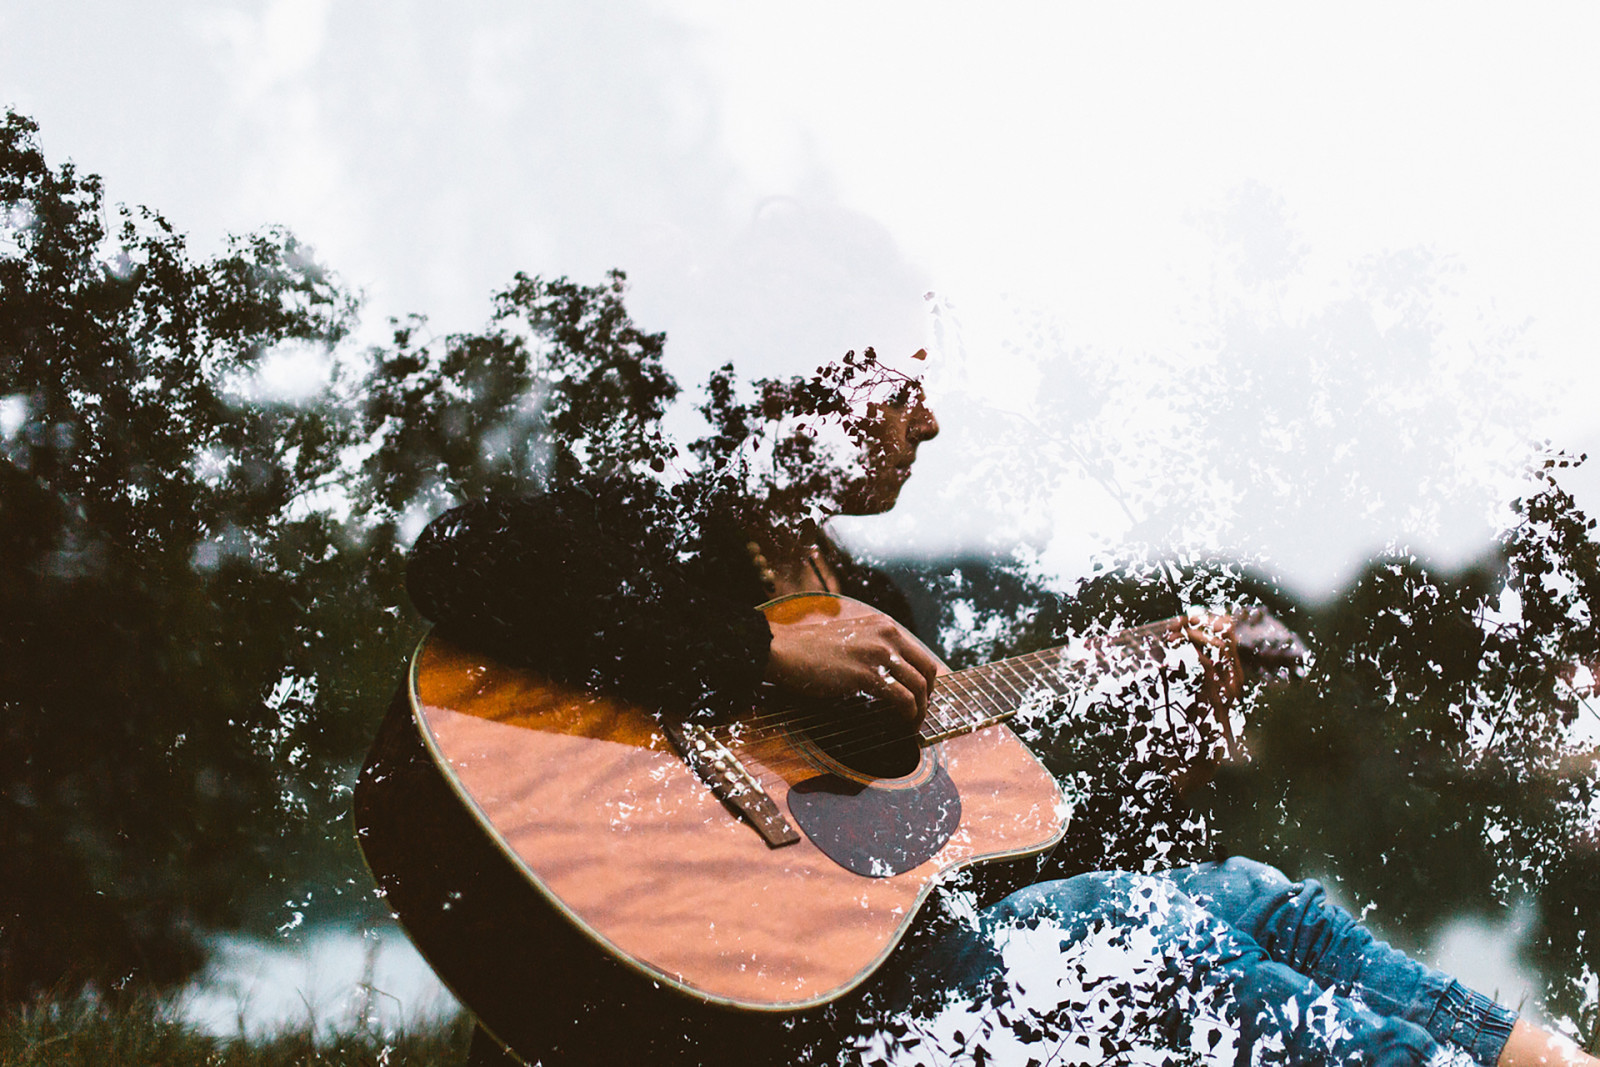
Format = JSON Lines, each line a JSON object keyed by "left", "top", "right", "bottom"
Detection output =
{"left": 355, "top": 594, "right": 1068, "bottom": 1064}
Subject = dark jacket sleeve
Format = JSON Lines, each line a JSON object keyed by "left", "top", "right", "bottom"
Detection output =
{"left": 405, "top": 490, "right": 774, "bottom": 720}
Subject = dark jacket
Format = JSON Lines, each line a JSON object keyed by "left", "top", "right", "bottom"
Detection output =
{"left": 402, "top": 479, "right": 930, "bottom": 1065}
{"left": 406, "top": 477, "right": 921, "bottom": 718}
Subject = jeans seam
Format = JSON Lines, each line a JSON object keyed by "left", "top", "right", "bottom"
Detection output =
{"left": 1423, "top": 981, "right": 1519, "bottom": 1067}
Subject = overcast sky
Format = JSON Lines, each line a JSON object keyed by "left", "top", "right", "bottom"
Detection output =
{"left": 6, "top": 1, "right": 1599, "bottom": 595}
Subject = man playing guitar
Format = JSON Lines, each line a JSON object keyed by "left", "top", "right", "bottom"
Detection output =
{"left": 395, "top": 350, "right": 1584, "bottom": 1067}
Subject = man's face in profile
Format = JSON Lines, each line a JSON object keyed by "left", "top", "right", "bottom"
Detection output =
{"left": 834, "top": 380, "right": 940, "bottom": 517}
{"left": 742, "top": 350, "right": 938, "bottom": 520}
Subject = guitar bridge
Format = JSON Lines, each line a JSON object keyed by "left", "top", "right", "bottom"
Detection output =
{"left": 664, "top": 722, "right": 800, "bottom": 849}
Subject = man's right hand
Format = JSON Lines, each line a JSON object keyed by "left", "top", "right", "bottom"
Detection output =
{"left": 763, "top": 608, "right": 942, "bottom": 728}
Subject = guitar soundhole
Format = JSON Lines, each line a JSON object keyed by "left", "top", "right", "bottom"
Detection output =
{"left": 800, "top": 706, "right": 922, "bottom": 779}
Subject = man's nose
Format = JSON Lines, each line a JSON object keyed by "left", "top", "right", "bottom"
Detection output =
{"left": 910, "top": 403, "right": 940, "bottom": 443}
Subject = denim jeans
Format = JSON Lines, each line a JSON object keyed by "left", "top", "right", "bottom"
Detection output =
{"left": 878, "top": 858, "right": 1517, "bottom": 1067}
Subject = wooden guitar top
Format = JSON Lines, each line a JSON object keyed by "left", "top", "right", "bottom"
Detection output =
{"left": 409, "top": 593, "right": 1069, "bottom": 1010}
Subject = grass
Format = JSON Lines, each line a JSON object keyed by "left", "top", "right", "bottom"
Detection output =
{"left": 13, "top": 984, "right": 1592, "bottom": 1066}
{"left": 0, "top": 992, "right": 474, "bottom": 1067}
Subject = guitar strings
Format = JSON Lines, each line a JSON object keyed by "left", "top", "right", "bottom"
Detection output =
{"left": 730, "top": 673, "right": 1081, "bottom": 766}
{"left": 713, "top": 626, "right": 1184, "bottom": 761}
{"left": 732, "top": 645, "right": 1083, "bottom": 740}
{"left": 717, "top": 669, "right": 1057, "bottom": 759}
{"left": 731, "top": 645, "right": 1072, "bottom": 730}
{"left": 728, "top": 675, "right": 1005, "bottom": 745}
{"left": 674, "top": 619, "right": 1189, "bottom": 759}
{"left": 700, "top": 615, "right": 1240, "bottom": 779}
{"left": 732, "top": 649, "right": 1074, "bottom": 740}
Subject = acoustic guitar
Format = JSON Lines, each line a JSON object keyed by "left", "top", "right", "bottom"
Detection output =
{"left": 353, "top": 594, "right": 1296, "bottom": 1065}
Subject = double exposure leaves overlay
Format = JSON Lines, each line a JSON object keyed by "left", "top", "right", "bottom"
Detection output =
{"left": 1202, "top": 454, "right": 1600, "bottom": 1024}
{"left": 0, "top": 110, "right": 368, "bottom": 999}
{"left": 5, "top": 104, "right": 1600, "bottom": 1047}
{"left": 0, "top": 112, "right": 683, "bottom": 1000}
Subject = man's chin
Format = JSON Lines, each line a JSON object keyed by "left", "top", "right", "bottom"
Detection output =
{"left": 836, "top": 484, "right": 904, "bottom": 517}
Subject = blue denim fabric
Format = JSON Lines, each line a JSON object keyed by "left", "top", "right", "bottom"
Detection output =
{"left": 884, "top": 858, "right": 1516, "bottom": 1067}
{"left": 1167, "top": 859, "right": 1517, "bottom": 1066}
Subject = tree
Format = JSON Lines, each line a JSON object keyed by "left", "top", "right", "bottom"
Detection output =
{"left": 1089, "top": 461, "right": 1600, "bottom": 1026}
{"left": 5, "top": 104, "right": 1599, "bottom": 1040}
{"left": 0, "top": 110, "right": 684, "bottom": 1001}
{"left": 0, "top": 108, "right": 367, "bottom": 997}
{"left": 898, "top": 478, "right": 1600, "bottom": 1025}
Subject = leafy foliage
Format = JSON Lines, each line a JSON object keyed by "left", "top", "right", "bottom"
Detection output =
{"left": 359, "top": 270, "right": 678, "bottom": 528}
{"left": 1, "top": 109, "right": 370, "bottom": 999}
{"left": 1196, "top": 457, "right": 1600, "bottom": 1024}
{"left": 692, "top": 346, "right": 925, "bottom": 524}
{"left": 5, "top": 103, "right": 1600, "bottom": 1052}
{"left": 0, "top": 111, "right": 683, "bottom": 1002}
{"left": 891, "top": 471, "right": 1600, "bottom": 1027}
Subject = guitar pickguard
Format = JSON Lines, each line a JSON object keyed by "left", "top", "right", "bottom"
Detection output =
{"left": 786, "top": 758, "right": 961, "bottom": 877}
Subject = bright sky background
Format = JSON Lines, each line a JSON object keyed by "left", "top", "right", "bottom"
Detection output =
{"left": 4, "top": 3, "right": 1582, "bottom": 1019}
{"left": 5, "top": 1, "right": 1600, "bottom": 595}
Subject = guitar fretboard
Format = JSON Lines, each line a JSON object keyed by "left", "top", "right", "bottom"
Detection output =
{"left": 917, "top": 617, "right": 1186, "bottom": 744}
{"left": 918, "top": 649, "right": 1074, "bottom": 741}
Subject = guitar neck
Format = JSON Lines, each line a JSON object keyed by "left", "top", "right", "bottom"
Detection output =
{"left": 917, "top": 616, "right": 1190, "bottom": 744}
